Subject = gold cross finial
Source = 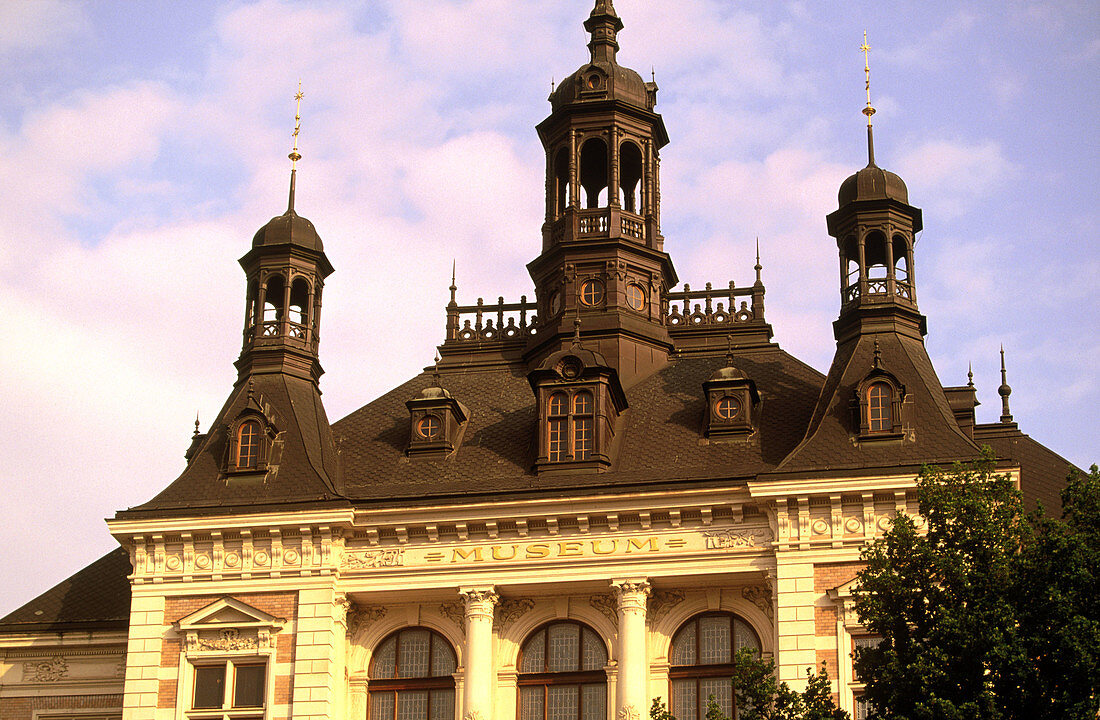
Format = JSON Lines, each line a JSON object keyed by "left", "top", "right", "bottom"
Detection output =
{"left": 289, "top": 80, "right": 303, "bottom": 168}
{"left": 861, "top": 31, "right": 875, "bottom": 126}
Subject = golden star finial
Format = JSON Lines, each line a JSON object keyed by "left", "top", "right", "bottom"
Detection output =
{"left": 861, "top": 31, "right": 876, "bottom": 125}
{"left": 290, "top": 80, "right": 303, "bottom": 168}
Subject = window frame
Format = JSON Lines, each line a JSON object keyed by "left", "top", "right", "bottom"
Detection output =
{"left": 545, "top": 390, "right": 596, "bottom": 463}
{"left": 183, "top": 655, "right": 270, "bottom": 720}
{"left": 578, "top": 280, "right": 605, "bottom": 307}
{"left": 235, "top": 420, "right": 262, "bottom": 470}
{"left": 367, "top": 627, "right": 457, "bottom": 720}
{"left": 517, "top": 621, "right": 608, "bottom": 720}
{"left": 667, "top": 612, "right": 762, "bottom": 720}
{"left": 866, "top": 383, "right": 891, "bottom": 433}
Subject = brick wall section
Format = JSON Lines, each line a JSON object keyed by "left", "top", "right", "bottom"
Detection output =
{"left": 158, "top": 679, "right": 179, "bottom": 709}
{"left": 0, "top": 694, "right": 124, "bottom": 720}
{"left": 815, "top": 605, "right": 837, "bottom": 636}
{"left": 163, "top": 592, "right": 297, "bottom": 624}
{"left": 816, "top": 648, "right": 838, "bottom": 675}
{"left": 813, "top": 562, "right": 864, "bottom": 594}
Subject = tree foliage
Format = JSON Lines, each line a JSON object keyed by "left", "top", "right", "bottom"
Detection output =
{"left": 649, "top": 649, "right": 849, "bottom": 720}
{"left": 853, "top": 451, "right": 1100, "bottom": 719}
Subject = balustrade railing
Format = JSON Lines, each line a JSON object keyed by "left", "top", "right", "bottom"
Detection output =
{"left": 446, "top": 296, "right": 538, "bottom": 343}
{"left": 665, "top": 282, "right": 763, "bottom": 328}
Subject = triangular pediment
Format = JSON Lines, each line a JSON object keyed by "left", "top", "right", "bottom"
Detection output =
{"left": 175, "top": 596, "right": 284, "bottom": 632}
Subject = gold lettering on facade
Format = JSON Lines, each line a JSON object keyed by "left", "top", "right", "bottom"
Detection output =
{"left": 491, "top": 544, "right": 518, "bottom": 560}
{"left": 626, "top": 537, "right": 659, "bottom": 553}
{"left": 525, "top": 543, "right": 550, "bottom": 559}
{"left": 451, "top": 547, "right": 484, "bottom": 562}
{"left": 591, "top": 539, "right": 617, "bottom": 554}
{"left": 558, "top": 541, "right": 584, "bottom": 556}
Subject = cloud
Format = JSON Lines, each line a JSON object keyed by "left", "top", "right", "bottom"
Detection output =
{"left": 896, "top": 139, "right": 1016, "bottom": 219}
{"left": 0, "top": 1, "right": 87, "bottom": 57}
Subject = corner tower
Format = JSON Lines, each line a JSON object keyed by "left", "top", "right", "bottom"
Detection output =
{"left": 779, "top": 35, "right": 979, "bottom": 471}
{"left": 526, "top": 0, "right": 678, "bottom": 386}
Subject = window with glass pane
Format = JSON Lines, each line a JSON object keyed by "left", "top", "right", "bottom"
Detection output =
{"left": 236, "top": 420, "right": 261, "bottom": 469}
{"left": 189, "top": 660, "right": 266, "bottom": 718}
{"left": 369, "top": 628, "right": 457, "bottom": 720}
{"left": 669, "top": 613, "right": 761, "bottom": 720}
{"left": 518, "top": 621, "right": 607, "bottom": 720}
{"left": 867, "top": 383, "right": 891, "bottom": 432}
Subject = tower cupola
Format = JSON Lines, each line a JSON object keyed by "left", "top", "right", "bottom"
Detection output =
{"left": 237, "top": 88, "right": 334, "bottom": 385}
{"left": 825, "top": 33, "right": 923, "bottom": 344}
{"left": 527, "top": 0, "right": 676, "bottom": 387}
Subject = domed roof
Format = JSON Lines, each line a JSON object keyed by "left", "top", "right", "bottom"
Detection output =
{"left": 251, "top": 209, "right": 323, "bottom": 252}
{"left": 416, "top": 384, "right": 453, "bottom": 401}
{"left": 549, "top": 0, "right": 654, "bottom": 113}
{"left": 550, "top": 62, "right": 651, "bottom": 112}
{"left": 709, "top": 364, "right": 746, "bottom": 382}
{"left": 838, "top": 163, "right": 909, "bottom": 206}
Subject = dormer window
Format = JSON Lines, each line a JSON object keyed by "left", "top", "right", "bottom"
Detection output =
{"left": 714, "top": 395, "right": 742, "bottom": 421}
{"left": 867, "top": 382, "right": 892, "bottom": 433}
{"left": 702, "top": 360, "right": 760, "bottom": 441}
{"left": 235, "top": 421, "right": 262, "bottom": 470}
{"left": 529, "top": 348, "right": 627, "bottom": 474}
{"left": 406, "top": 379, "right": 469, "bottom": 459}
{"left": 416, "top": 415, "right": 442, "bottom": 440}
{"left": 854, "top": 343, "right": 905, "bottom": 440}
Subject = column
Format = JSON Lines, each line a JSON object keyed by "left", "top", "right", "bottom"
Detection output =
{"left": 460, "top": 587, "right": 498, "bottom": 720}
{"left": 612, "top": 579, "right": 650, "bottom": 720}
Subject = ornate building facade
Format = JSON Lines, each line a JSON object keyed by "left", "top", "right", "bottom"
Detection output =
{"left": 0, "top": 3, "right": 1074, "bottom": 720}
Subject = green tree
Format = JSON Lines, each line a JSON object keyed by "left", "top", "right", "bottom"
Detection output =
{"left": 853, "top": 452, "right": 1100, "bottom": 720}
{"left": 650, "top": 649, "right": 849, "bottom": 720}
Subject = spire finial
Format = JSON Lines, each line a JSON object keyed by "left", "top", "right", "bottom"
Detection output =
{"left": 572, "top": 317, "right": 582, "bottom": 347}
{"left": 193, "top": 412, "right": 201, "bottom": 438}
{"left": 726, "top": 333, "right": 735, "bottom": 367}
{"left": 247, "top": 377, "right": 255, "bottom": 401}
{"left": 433, "top": 353, "right": 443, "bottom": 387}
{"left": 754, "top": 237, "right": 763, "bottom": 284}
{"left": 586, "top": 0, "right": 623, "bottom": 64}
{"left": 287, "top": 81, "right": 303, "bottom": 212}
{"left": 860, "top": 31, "right": 876, "bottom": 166}
{"left": 448, "top": 260, "right": 457, "bottom": 305}
{"left": 967, "top": 362, "right": 974, "bottom": 388}
{"left": 872, "top": 340, "right": 883, "bottom": 370}
{"left": 998, "top": 345, "right": 1013, "bottom": 423}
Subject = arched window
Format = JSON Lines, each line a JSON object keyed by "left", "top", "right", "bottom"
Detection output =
{"left": 554, "top": 147, "right": 571, "bottom": 217}
{"left": 864, "top": 231, "right": 888, "bottom": 282}
{"left": 547, "top": 390, "right": 596, "bottom": 462}
{"left": 288, "top": 278, "right": 310, "bottom": 338}
{"left": 518, "top": 621, "right": 607, "bottom": 720}
{"left": 867, "top": 382, "right": 892, "bottom": 433}
{"left": 368, "top": 628, "right": 456, "bottom": 720}
{"left": 619, "top": 141, "right": 644, "bottom": 213}
{"left": 669, "top": 613, "right": 761, "bottom": 720}
{"left": 235, "top": 420, "right": 261, "bottom": 470}
{"left": 579, "top": 138, "right": 608, "bottom": 208}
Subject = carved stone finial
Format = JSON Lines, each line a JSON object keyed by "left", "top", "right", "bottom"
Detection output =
{"left": 754, "top": 237, "right": 763, "bottom": 285}
{"left": 572, "top": 317, "right": 582, "bottom": 347}
{"left": 967, "top": 362, "right": 974, "bottom": 388}
{"left": 726, "top": 333, "right": 735, "bottom": 367}
{"left": 998, "top": 345, "right": 1013, "bottom": 423}
{"left": 872, "top": 340, "right": 883, "bottom": 370}
{"left": 193, "top": 412, "right": 201, "bottom": 438}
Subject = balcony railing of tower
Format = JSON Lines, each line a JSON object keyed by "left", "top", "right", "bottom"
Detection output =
{"left": 550, "top": 207, "right": 647, "bottom": 244}
{"left": 246, "top": 320, "right": 317, "bottom": 350}
{"left": 665, "top": 282, "right": 765, "bottom": 331}
{"left": 842, "top": 277, "right": 914, "bottom": 307}
{"left": 445, "top": 296, "right": 539, "bottom": 344}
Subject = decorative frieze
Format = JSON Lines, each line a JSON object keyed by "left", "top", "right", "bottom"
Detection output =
{"left": 647, "top": 589, "right": 685, "bottom": 624}
{"left": 343, "top": 548, "right": 405, "bottom": 569}
{"left": 22, "top": 656, "right": 67, "bottom": 682}
{"left": 590, "top": 593, "right": 617, "bottom": 625}
{"left": 742, "top": 585, "right": 773, "bottom": 619}
{"left": 493, "top": 597, "right": 535, "bottom": 632}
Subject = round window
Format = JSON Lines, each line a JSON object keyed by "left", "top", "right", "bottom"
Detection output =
{"left": 714, "top": 396, "right": 742, "bottom": 420}
{"left": 586, "top": 74, "right": 601, "bottom": 89}
{"left": 417, "top": 415, "right": 442, "bottom": 439}
{"left": 549, "top": 290, "right": 562, "bottom": 315}
{"left": 579, "top": 280, "right": 605, "bottom": 307}
{"left": 626, "top": 283, "right": 647, "bottom": 311}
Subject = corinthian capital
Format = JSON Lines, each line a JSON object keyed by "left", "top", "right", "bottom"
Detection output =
{"left": 611, "top": 578, "right": 651, "bottom": 613}
{"left": 459, "top": 587, "right": 499, "bottom": 621}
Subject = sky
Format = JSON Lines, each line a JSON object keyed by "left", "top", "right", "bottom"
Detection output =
{"left": 0, "top": 0, "right": 1097, "bottom": 615}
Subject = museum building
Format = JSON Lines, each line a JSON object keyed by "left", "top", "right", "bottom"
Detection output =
{"left": 0, "top": 2, "right": 1075, "bottom": 720}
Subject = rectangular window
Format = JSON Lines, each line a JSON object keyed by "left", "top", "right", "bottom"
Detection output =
{"left": 189, "top": 660, "right": 266, "bottom": 718}
{"left": 573, "top": 417, "right": 592, "bottom": 460}
{"left": 548, "top": 418, "right": 566, "bottom": 461}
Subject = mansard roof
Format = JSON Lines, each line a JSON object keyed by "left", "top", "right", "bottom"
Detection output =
{"left": 332, "top": 344, "right": 823, "bottom": 502}
{"left": 0, "top": 547, "right": 130, "bottom": 634}
{"left": 976, "top": 422, "right": 1078, "bottom": 512}
{"left": 123, "top": 372, "right": 344, "bottom": 516}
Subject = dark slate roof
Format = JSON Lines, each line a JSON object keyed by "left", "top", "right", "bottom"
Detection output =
{"left": 975, "top": 423, "right": 1078, "bottom": 512}
{"left": 124, "top": 372, "right": 343, "bottom": 515}
{"left": 0, "top": 548, "right": 130, "bottom": 634}
{"left": 332, "top": 344, "right": 824, "bottom": 503}
{"left": 778, "top": 332, "right": 983, "bottom": 472}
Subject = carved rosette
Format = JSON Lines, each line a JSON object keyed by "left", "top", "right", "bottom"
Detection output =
{"left": 617, "top": 705, "right": 640, "bottom": 720}
{"left": 459, "top": 588, "right": 499, "bottom": 623}
{"left": 612, "top": 580, "right": 651, "bottom": 618}
{"left": 493, "top": 597, "right": 535, "bottom": 632}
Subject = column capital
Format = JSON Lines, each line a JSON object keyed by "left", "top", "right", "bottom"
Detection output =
{"left": 459, "top": 587, "right": 498, "bottom": 622}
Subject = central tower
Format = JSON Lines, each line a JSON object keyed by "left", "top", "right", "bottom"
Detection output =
{"left": 526, "top": 0, "right": 678, "bottom": 387}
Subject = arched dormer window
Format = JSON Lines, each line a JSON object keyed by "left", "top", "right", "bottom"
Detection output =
{"left": 854, "top": 345, "right": 905, "bottom": 440}
{"left": 368, "top": 628, "right": 457, "bottom": 720}
{"left": 669, "top": 612, "right": 761, "bottom": 720}
{"left": 518, "top": 621, "right": 607, "bottom": 720}
{"left": 867, "top": 382, "right": 892, "bottom": 433}
{"left": 547, "top": 389, "right": 595, "bottom": 462}
{"left": 235, "top": 420, "right": 262, "bottom": 470}
{"left": 579, "top": 138, "right": 608, "bottom": 208}
{"left": 619, "top": 141, "right": 644, "bottom": 214}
